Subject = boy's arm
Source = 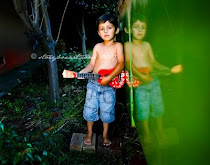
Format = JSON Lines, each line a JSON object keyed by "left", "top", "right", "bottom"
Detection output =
{"left": 100, "top": 43, "right": 124, "bottom": 85}
{"left": 80, "top": 45, "right": 97, "bottom": 73}
{"left": 148, "top": 43, "right": 169, "bottom": 70}
{"left": 124, "top": 42, "right": 151, "bottom": 84}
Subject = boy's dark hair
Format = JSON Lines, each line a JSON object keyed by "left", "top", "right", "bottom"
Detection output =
{"left": 96, "top": 13, "right": 118, "bottom": 30}
{"left": 131, "top": 14, "right": 147, "bottom": 26}
{"left": 124, "top": 14, "right": 147, "bottom": 29}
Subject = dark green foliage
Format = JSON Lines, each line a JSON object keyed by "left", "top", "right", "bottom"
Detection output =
{"left": 0, "top": 86, "right": 86, "bottom": 164}
{"left": 57, "top": 50, "right": 90, "bottom": 87}
{"left": 75, "top": 0, "right": 119, "bottom": 14}
{"left": 0, "top": 121, "right": 43, "bottom": 165}
{"left": 0, "top": 48, "right": 145, "bottom": 164}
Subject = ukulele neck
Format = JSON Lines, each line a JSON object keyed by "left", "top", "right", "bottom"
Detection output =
{"left": 150, "top": 69, "right": 171, "bottom": 77}
{"left": 77, "top": 73, "right": 101, "bottom": 80}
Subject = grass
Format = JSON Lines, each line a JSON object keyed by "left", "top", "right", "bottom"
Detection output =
{"left": 0, "top": 64, "right": 145, "bottom": 164}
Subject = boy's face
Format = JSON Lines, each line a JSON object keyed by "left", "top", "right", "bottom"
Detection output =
{"left": 98, "top": 21, "right": 119, "bottom": 41}
{"left": 131, "top": 20, "right": 146, "bottom": 40}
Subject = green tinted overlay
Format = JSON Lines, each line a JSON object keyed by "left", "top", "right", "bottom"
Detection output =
{"left": 121, "top": 0, "right": 209, "bottom": 164}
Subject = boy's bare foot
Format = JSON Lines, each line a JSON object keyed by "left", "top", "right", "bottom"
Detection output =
{"left": 103, "top": 137, "right": 112, "bottom": 147}
{"left": 158, "top": 130, "right": 167, "bottom": 142}
{"left": 84, "top": 133, "right": 92, "bottom": 145}
{"left": 143, "top": 133, "right": 152, "bottom": 143}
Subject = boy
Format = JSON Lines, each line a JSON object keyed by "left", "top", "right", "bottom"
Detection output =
{"left": 80, "top": 13, "right": 124, "bottom": 146}
{"left": 124, "top": 14, "right": 168, "bottom": 142}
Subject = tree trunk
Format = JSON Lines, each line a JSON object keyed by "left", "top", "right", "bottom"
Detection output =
{"left": 81, "top": 9, "right": 86, "bottom": 55}
{"left": 40, "top": 0, "right": 60, "bottom": 102}
{"left": 12, "top": 0, "right": 60, "bottom": 102}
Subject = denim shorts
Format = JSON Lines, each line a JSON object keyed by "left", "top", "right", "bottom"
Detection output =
{"left": 134, "top": 78, "right": 164, "bottom": 121}
{"left": 83, "top": 79, "right": 116, "bottom": 123}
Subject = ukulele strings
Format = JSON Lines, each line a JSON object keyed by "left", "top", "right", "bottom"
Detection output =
{"left": 77, "top": 73, "right": 101, "bottom": 80}
{"left": 150, "top": 68, "right": 170, "bottom": 77}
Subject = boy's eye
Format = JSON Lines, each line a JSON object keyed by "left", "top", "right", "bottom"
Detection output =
{"left": 100, "top": 28, "right": 104, "bottom": 31}
{"left": 133, "top": 25, "right": 146, "bottom": 30}
{"left": 108, "top": 26, "right": 112, "bottom": 30}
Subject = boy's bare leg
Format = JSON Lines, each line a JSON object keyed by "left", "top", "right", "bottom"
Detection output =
{"left": 142, "top": 120, "right": 151, "bottom": 142}
{"left": 103, "top": 123, "right": 111, "bottom": 146}
{"left": 156, "top": 117, "right": 166, "bottom": 140}
{"left": 156, "top": 117, "right": 164, "bottom": 134}
{"left": 84, "top": 121, "right": 93, "bottom": 145}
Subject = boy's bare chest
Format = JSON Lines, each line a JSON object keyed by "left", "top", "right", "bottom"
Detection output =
{"left": 132, "top": 45, "right": 148, "bottom": 59}
{"left": 131, "top": 45, "right": 152, "bottom": 68}
{"left": 97, "top": 47, "right": 117, "bottom": 60}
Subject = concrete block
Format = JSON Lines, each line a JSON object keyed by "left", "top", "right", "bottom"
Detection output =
{"left": 82, "top": 133, "right": 96, "bottom": 152}
{"left": 70, "top": 133, "right": 86, "bottom": 151}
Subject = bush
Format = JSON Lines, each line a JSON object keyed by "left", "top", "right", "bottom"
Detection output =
{"left": 57, "top": 50, "right": 90, "bottom": 87}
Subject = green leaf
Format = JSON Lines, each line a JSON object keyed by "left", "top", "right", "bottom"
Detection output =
{"left": 26, "top": 143, "right": 32, "bottom": 148}
{"left": 13, "top": 152, "right": 21, "bottom": 165}
{"left": 0, "top": 122, "right": 4, "bottom": 132}
{"left": 26, "top": 153, "right": 34, "bottom": 161}
{"left": 1, "top": 159, "right": 7, "bottom": 165}
{"left": 43, "top": 132, "right": 48, "bottom": 137}
{"left": 35, "top": 155, "right": 42, "bottom": 162}
{"left": 43, "top": 150, "right": 47, "bottom": 156}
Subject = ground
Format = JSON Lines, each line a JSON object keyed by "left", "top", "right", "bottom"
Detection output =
{"left": 0, "top": 60, "right": 146, "bottom": 164}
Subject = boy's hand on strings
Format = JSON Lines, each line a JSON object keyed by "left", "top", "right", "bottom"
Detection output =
{"left": 78, "top": 69, "right": 85, "bottom": 79}
{"left": 141, "top": 74, "right": 152, "bottom": 84}
{"left": 100, "top": 76, "right": 111, "bottom": 86}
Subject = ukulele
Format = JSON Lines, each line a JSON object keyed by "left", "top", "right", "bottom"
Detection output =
{"left": 126, "top": 65, "right": 183, "bottom": 87}
{"left": 62, "top": 68, "right": 126, "bottom": 89}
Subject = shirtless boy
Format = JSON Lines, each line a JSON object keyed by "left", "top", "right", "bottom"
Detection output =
{"left": 124, "top": 14, "right": 168, "bottom": 142}
{"left": 80, "top": 13, "right": 124, "bottom": 146}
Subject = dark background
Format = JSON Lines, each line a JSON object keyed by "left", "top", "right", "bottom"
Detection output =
{"left": 48, "top": 0, "right": 108, "bottom": 52}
